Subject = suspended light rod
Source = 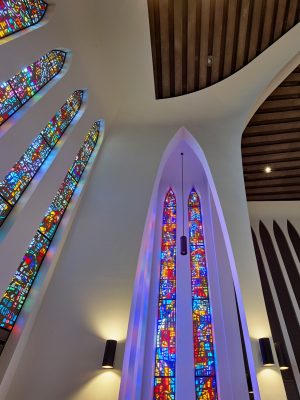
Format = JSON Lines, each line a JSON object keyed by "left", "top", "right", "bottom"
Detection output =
{"left": 180, "top": 152, "right": 187, "bottom": 255}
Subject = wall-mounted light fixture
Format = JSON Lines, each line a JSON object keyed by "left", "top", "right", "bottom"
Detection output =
{"left": 259, "top": 338, "right": 275, "bottom": 366}
{"left": 275, "top": 342, "right": 289, "bottom": 371}
{"left": 102, "top": 340, "right": 117, "bottom": 369}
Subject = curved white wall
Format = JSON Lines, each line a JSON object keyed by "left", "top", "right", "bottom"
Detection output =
{"left": 0, "top": 0, "right": 299, "bottom": 399}
{"left": 121, "top": 130, "right": 249, "bottom": 400}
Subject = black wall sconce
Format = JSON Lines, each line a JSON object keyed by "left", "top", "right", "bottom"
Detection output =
{"left": 102, "top": 340, "right": 117, "bottom": 369}
{"left": 275, "top": 342, "right": 289, "bottom": 371}
{"left": 259, "top": 338, "right": 275, "bottom": 366}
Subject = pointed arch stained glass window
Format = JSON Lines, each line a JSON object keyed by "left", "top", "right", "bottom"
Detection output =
{"left": 0, "top": 90, "right": 83, "bottom": 227}
{"left": 154, "top": 188, "right": 176, "bottom": 400}
{"left": 0, "top": 121, "right": 102, "bottom": 337}
{"left": 0, "top": 0, "right": 47, "bottom": 39}
{"left": 188, "top": 188, "right": 217, "bottom": 400}
{"left": 0, "top": 49, "right": 66, "bottom": 126}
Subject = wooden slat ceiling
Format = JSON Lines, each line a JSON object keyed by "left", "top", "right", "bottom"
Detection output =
{"left": 148, "top": 0, "right": 300, "bottom": 99}
{"left": 242, "top": 65, "right": 300, "bottom": 201}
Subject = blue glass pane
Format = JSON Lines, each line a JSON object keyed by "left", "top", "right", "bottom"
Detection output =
{"left": 154, "top": 189, "right": 176, "bottom": 398}
{"left": 0, "top": 231, "right": 49, "bottom": 330}
{"left": 0, "top": 81, "right": 21, "bottom": 125}
{"left": 41, "top": 90, "right": 83, "bottom": 147}
{"left": 0, "top": 135, "right": 50, "bottom": 205}
{"left": 39, "top": 173, "right": 77, "bottom": 240}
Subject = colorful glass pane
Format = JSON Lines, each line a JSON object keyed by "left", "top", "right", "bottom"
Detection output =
{"left": 195, "top": 377, "right": 217, "bottom": 400}
{"left": 0, "top": 81, "right": 21, "bottom": 124}
{"left": 0, "top": 135, "right": 51, "bottom": 205}
{"left": 39, "top": 173, "right": 77, "bottom": 240}
{"left": 0, "top": 0, "right": 47, "bottom": 39}
{"left": 41, "top": 90, "right": 83, "bottom": 147}
{"left": 88, "top": 122, "right": 101, "bottom": 145}
{"left": 0, "top": 50, "right": 66, "bottom": 126}
{"left": 24, "top": 0, "right": 47, "bottom": 23}
{"left": 154, "top": 189, "right": 176, "bottom": 399}
{"left": 188, "top": 188, "right": 217, "bottom": 400}
{"left": 9, "top": 51, "right": 62, "bottom": 103}
{"left": 46, "top": 50, "right": 65, "bottom": 75}
{"left": 0, "top": 91, "right": 83, "bottom": 227}
{"left": 0, "top": 121, "right": 102, "bottom": 335}
{"left": 0, "top": 196, "right": 11, "bottom": 224}
{"left": 68, "top": 122, "right": 100, "bottom": 181}
{"left": 0, "top": 231, "right": 49, "bottom": 330}
{"left": 0, "top": 0, "right": 30, "bottom": 38}
{"left": 154, "top": 378, "right": 175, "bottom": 400}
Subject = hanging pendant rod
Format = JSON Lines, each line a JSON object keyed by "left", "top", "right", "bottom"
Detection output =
{"left": 180, "top": 152, "right": 187, "bottom": 255}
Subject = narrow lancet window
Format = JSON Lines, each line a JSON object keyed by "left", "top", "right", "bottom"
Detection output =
{"left": 0, "top": 90, "right": 83, "bottom": 227}
{"left": 0, "top": 121, "right": 103, "bottom": 350}
{"left": 188, "top": 188, "right": 217, "bottom": 400}
{"left": 154, "top": 188, "right": 177, "bottom": 400}
{"left": 0, "top": 49, "right": 66, "bottom": 126}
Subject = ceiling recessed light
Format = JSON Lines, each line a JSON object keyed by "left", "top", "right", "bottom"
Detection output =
{"left": 264, "top": 166, "right": 272, "bottom": 174}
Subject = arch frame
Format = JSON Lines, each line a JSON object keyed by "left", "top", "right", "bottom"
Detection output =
{"left": 119, "top": 127, "right": 254, "bottom": 400}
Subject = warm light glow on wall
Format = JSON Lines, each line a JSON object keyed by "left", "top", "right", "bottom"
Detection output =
{"left": 71, "top": 370, "right": 121, "bottom": 400}
{"left": 257, "top": 368, "right": 282, "bottom": 381}
{"left": 90, "top": 317, "right": 127, "bottom": 342}
{"left": 250, "top": 328, "right": 272, "bottom": 341}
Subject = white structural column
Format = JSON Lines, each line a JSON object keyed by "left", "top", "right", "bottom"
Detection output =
{"left": 193, "top": 130, "right": 287, "bottom": 400}
{"left": 282, "top": 219, "right": 300, "bottom": 275}
{"left": 252, "top": 221, "right": 300, "bottom": 395}
{"left": 268, "top": 221, "right": 300, "bottom": 324}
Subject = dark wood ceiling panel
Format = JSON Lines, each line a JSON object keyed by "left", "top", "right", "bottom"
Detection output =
{"left": 147, "top": 0, "right": 300, "bottom": 98}
{"left": 242, "top": 65, "right": 300, "bottom": 201}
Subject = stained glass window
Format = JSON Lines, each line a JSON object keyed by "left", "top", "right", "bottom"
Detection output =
{"left": 38, "top": 174, "right": 77, "bottom": 241}
{"left": 0, "top": 0, "right": 47, "bottom": 39}
{"left": 0, "top": 121, "right": 102, "bottom": 335}
{"left": 154, "top": 188, "right": 176, "bottom": 400}
{"left": 188, "top": 188, "right": 217, "bottom": 400}
{"left": 0, "top": 232, "right": 49, "bottom": 331}
{"left": 40, "top": 90, "right": 83, "bottom": 148}
{"left": 0, "top": 197, "right": 11, "bottom": 224}
{"left": 68, "top": 127, "right": 98, "bottom": 182}
{"left": 0, "top": 49, "right": 66, "bottom": 126}
{"left": 0, "top": 91, "right": 83, "bottom": 227}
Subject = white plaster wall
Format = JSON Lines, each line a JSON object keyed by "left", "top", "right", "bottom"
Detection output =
{"left": 249, "top": 202, "right": 300, "bottom": 231}
{"left": 0, "top": 0, "right": 299, "bottom": 398}
{"left": 0, "top": 123, "right": 284, "bottom": 400}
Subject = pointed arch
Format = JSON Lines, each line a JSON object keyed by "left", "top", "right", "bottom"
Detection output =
{"left": 0, "top": 49, "right": 66, "bottom": 126}
{"left": 188, "top": 187, "right": 217, "bottom": 399}
{"left": 120, "top": 128, "right": 253, "bottom": 400}
{"left": 153, "top": 188, "right": 177, "bottom": 400}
